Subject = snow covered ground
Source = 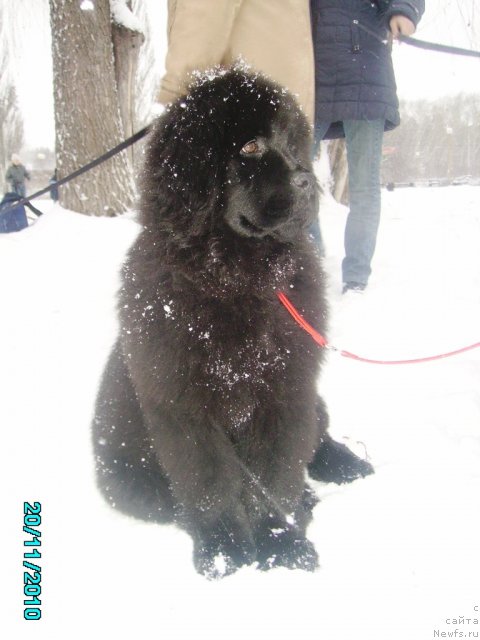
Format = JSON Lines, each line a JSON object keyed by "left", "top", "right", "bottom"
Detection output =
{"left": 1, "top": 185, "right": 479, "bottom": 639}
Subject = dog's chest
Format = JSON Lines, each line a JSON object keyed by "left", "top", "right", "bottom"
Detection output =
{"left": 192, "top": 308, "right": 289, "bottom": 384}
{"left": 204, "top": 332, "right": 288, "bottom": 391}
{"left": 202, "top": 330, "right": 290, "bottom": 430}
{"left": 160, "top": 295, "right": 292, "bottom": 425}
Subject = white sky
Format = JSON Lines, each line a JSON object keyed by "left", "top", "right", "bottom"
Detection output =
{"left": 7, "top": 0, "right": 480, "bottom": 150}
{"left": 393, "top": 0, "right": 480, "bottom": 101}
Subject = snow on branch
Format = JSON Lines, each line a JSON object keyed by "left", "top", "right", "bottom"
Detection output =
{"left": 110, "top": 0, "right": 143, "bottom": 34}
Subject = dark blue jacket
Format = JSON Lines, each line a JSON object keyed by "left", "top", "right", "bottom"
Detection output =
{"left": 311, "top": 0, "right": 425, "bottom": 138}
{"left": 0, "top": 192, "right": 28, "bottom": 233}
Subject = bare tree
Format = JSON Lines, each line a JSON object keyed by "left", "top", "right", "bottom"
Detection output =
{"left": 0, "top": 3, "right": 24, "bottom": 188}
{"left": 132, "top": 0, "right": 160, "bottom": 130}
{"left": 49, "top": 0, "right": 143, "bottom": 215}
{"left": 130, "top": 0, "right": 161, "bottom": 169}
{"left": 111, "top": 0, "right": 144, "bottom": 167}
{"left": 314, "top": 139, "right": 349, "bottom": 205}
{"left": 382, "top": 95, "right": 480, "bottom": 184}
{"left": 328, "top": 140, "right": 349, "bottom": 204}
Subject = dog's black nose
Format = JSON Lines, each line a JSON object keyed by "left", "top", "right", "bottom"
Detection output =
{"left": 292, "top": 171, "right": 315, "bottom": 191}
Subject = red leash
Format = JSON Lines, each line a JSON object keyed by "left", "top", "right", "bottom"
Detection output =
{"left": 277, "top": 292, "right": 327, "bottom": 347}
{"left": 277, "top": 292, "right": 480, "bottom": 365}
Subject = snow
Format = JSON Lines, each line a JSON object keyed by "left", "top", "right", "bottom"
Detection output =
{"left": 1, "top": 186, "right": 479, "bottom": 639}
{"left": 110, "top": 0, "right": 143, "bottom": 34}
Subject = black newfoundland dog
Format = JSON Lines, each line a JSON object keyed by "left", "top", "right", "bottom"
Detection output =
{"left": 92, "top": 68, "right": 373, "bottom": 578}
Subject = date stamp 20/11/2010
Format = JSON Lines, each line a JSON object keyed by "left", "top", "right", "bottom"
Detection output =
{"left": 23, "top": 502, "right": 42, "bottom": 620}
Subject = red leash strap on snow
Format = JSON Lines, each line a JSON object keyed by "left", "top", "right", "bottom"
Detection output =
{"left": 277, "top": 291, "right": 480, "bottom": 365}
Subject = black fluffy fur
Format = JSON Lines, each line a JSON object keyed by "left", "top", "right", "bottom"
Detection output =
{"left": 92, "top": 68, "right": 373, "bottom": 579}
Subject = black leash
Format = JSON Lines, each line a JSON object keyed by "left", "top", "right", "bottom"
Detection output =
{"left": 0, "top": 194, "right": 45, "bottom": 218}
{"left": 355, "top": 20, "right": 480, "bottom": 58}
{"left": 1, "top": 125, "right": 150, "bottom": 216}
{"left": 24, "top": 200, "right": 45, "bottom": 217}
{"left": 399, "top": 34, "right": 480, "bottom": 58}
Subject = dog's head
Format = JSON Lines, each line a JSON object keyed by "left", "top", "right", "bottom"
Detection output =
{"left": 141, "top": 67, "right": 317, "bottom": 245}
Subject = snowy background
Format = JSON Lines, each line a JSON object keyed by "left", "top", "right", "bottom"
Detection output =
{"left": 1, "top": 184, "right": 479, "bottom": 639}
{"left": 1, "top": 0, "right": 480, "bottom": 638}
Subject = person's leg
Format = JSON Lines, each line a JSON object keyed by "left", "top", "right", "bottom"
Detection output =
{"left": 309, "top": 122, "right": 331, "bottom": 248}
{"left": 342, "top": 119, "right": 384, "bottom": 289}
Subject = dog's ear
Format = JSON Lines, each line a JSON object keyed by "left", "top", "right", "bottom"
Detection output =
{"left": 143, "top": 91, "right": 227, "bottom": 219}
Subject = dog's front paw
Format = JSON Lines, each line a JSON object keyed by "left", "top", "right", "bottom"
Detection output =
{"left": 308, "top": 437, "right": 374, "bottom": 484}
{"left": 255, "top": 520, "right": 319, "bottom": 572}
{"left": 193, "top": 519, "right": 256, "bottom": 579}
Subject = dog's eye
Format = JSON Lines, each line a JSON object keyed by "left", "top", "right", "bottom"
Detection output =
{"left": 240, "top": 139, "right": 260, "bottom": 155}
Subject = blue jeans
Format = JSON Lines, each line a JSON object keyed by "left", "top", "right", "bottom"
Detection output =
{"left": 11, "top": 183, "right": 26, "bottom": 198}
{"left": 314, "top": 119, "right": 384, "bottom": 286}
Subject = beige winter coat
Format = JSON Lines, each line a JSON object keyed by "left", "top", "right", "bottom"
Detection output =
{"left": 157, "top": 0, "right": 315, "bottom": 125}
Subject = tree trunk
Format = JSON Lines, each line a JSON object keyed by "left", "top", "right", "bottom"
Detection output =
{"left": 315, "top": 138, "right": 349, "bottom": 205}
{"left": 328, "top": 139, "right": 349, "bottom": 205}
{"left": 111, "top": 0, "right": 144, "bottom": 168}
{"left": 49, "top": 0, "right": 135, "bottom": 216}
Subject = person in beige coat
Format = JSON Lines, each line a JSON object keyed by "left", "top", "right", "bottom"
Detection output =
{"left": 157, "top": 0, "right": 315, "bottom": 126}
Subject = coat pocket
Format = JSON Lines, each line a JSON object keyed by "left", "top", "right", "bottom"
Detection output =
{"left": 351, "top": 20, "right": 361, "bottom": 53}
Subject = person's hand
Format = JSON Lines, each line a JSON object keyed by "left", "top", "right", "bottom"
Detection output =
{"left": 389, "top": 15, "right": 416, "bottom": 38}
